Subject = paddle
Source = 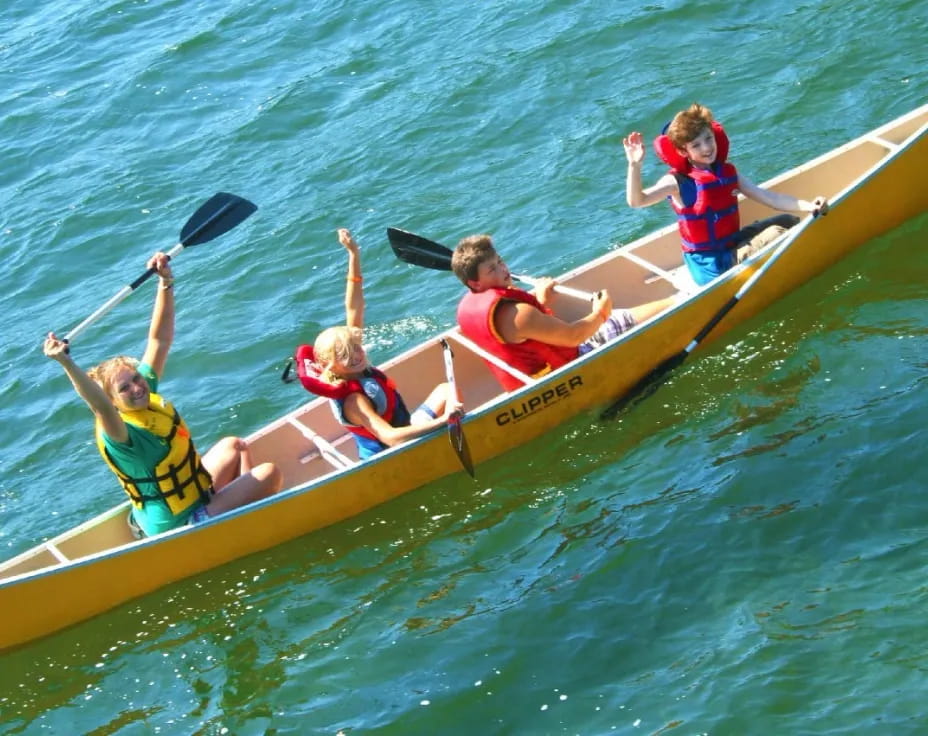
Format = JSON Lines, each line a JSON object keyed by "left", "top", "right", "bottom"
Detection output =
{"left": 600, "top": 212, "right": 822, "bottom": 420}
{"left": 64, "top": 192, "right": 257, "bottom": 343}
{"left": 387, "top": 227, "right": 592, "bottom": 301}
{"left": 440, "top": 338, "right": 476, "bottom": 479}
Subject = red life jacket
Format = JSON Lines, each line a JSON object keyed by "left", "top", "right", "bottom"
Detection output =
{"left": 654, "top": 121, "right": 741, "bottom": 253}
{"left": 290, "top": 344, "right": 408, "bottom": 442}
{"left": 457, "top": 288, "right": 578, "bottom": 391}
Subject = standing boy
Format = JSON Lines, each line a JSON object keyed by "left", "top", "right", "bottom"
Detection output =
{"left": 624, "top": 102, "right": 828, "bottom": 286}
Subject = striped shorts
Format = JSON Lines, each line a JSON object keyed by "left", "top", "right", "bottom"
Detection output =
{"left": 578, "top": 309, "right": 637, "bottom": 355}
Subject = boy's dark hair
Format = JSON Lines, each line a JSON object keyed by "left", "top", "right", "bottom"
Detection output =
{"left": 667, "top": 102, "right": 714, "bottom": 147}
{"left": 452, "top": 234, "right": 496, "bottom": 287}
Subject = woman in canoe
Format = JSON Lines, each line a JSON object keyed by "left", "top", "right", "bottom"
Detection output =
{"left": 43, "top": 251, "right": 282, "bottom": 537}
{"left": 292, "top": 229, "right": 461, "bottom": 459}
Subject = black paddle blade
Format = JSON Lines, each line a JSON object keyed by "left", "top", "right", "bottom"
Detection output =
{"left": 387, "top": 227, "right": 454, "bottom": 271}
{"left": 448, "top": 413, "right": 476, "bottom": 479}
{"left": 180, "top": 192, "right": 257, "bottom": 247}
{"left": 600, "top": 350, "right": 689, "bottom": 420}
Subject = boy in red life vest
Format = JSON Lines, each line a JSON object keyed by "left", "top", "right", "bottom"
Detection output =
{"left": 623, "top": 102, "right": 829, "bottom": 287}
{"left": 43, "top": 251, "right": 283, "bottom": 538}
{"left": 451, "top": 234, "right": 676, "bottom": 391}
{"left": 303, "top": 229, "right": 461, "bottom": 459}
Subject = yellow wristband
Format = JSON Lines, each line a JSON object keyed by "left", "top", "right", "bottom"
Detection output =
{"left": 347, "top": 276, "right": 363, "bottom": 283}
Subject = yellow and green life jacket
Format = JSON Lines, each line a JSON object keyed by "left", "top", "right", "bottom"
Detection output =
{"left": 95, "top": 392, "right": 214, "bottom": 514}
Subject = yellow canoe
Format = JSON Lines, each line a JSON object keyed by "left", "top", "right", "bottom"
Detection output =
{"left": 2, "top": 103, "right": 926, "bottom": 652}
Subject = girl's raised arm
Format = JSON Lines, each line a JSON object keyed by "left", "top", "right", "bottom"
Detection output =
{"left": 339, "top": 228, "right": 364, "bottom": 330}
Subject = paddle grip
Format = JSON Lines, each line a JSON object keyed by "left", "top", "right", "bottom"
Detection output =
{"left": 127, "top": 242, "right": 185, "bottom": 289}
{"left": 128, "top": 266, "right": 158, "bottom": 291}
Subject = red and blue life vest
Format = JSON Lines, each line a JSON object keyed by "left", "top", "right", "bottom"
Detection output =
{"left": 289, "top": 344, "right": 410, "bottom": 453}
{"left": 654, "top": 121, "right": 741, "bottom": 253}
{"left": 457, "top": 287, "right": 577, "bottom": 391}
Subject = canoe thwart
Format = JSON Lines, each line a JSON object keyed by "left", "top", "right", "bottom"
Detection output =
{"left": 446, "top": 332, "right": 537, "bottom": 386}
{"left": 288, "top": 418, "right": 355, "bottom": 469}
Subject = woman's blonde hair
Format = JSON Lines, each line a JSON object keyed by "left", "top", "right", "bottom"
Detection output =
{"left": 87, "top": 355, "right": 140, "bottom": 400}
{"left": 314, "top": 326, "right": 363, "bottom": 383}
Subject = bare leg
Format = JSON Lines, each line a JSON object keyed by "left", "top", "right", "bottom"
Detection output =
{"left": 203, "top": 436, "right": 260, "bottom": 492}
{"left": 202, "top": 437, "right": 242, "bottom": 491}
{"left": 628, "top": 295, "right": 677, "bottom": 324}
{"left": 414, "top": 382, "right": 453, "bottom": 423}
{"left": 239, "top": 441, "right": 253, "bottom": 475}
{"left": 203, "top": 462, "right": 283, "bottom": 517}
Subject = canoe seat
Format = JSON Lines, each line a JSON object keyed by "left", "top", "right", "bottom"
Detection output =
{"left": 620, "top": 250, "right": 698, "bottom": 294}
{"left": 287, "top": 418, "right": 356, "bottom": 469}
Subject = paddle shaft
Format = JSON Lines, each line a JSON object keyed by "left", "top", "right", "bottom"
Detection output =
{"left": 64, "top": 194, "right": 253, "bottom": 343}
{"left": 65, "top": 242, "right": 185, "bottom": 343}
{"left": 685, "top": 212, "right": 820, "bottom": 349}
{"left": 440, "top": 338, "right": 476, "bottom": 478}
{"left": 441, "top": 341, "right": 460, "bottom": 402}
{"left": 601, "top": 212, "right": 820, "bottom": 419}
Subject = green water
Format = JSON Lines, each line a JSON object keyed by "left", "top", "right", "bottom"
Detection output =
{"left": 1, "top": 0, "right": 927, "bottom": 733}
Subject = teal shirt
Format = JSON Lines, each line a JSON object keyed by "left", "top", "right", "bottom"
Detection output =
{"left": 100, "top": 364, "right": 203, "bottom": 536}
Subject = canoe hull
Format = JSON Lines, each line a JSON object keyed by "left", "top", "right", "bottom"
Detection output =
{"left": 2, "top": 105, "right": 926, "bottom": 652}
